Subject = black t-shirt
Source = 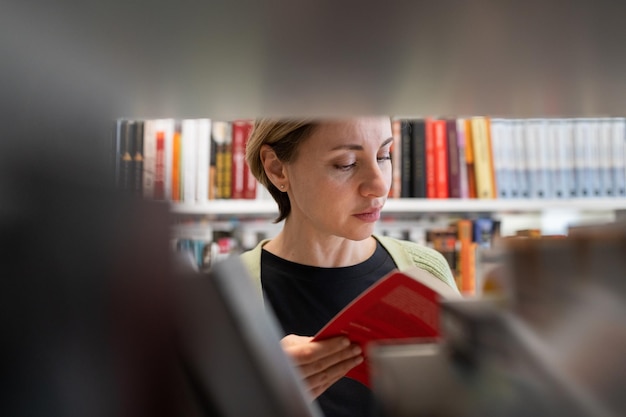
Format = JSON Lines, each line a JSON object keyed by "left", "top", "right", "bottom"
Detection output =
{"left": 261, "top": 241, "right": 397, "bottom": 417}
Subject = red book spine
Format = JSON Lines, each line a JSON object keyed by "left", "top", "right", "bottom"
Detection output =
{"left": 434, "top": 119, "right": 449, "bottom": 199}
{"left": 425, "top": 118, "right": 436, "bottom": 198}
{"left": 241, "top": 120, "right": 256, "bottom": 199}
{"left": 154, "top": 131, "right": 165, "bottom": 200}
{"left": 231, "top": 120, "right": 246, "bottom": 199}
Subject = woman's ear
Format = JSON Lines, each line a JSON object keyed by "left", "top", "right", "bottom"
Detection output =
{"left": 260, "top": 144, "right": 287, "bottom": 188}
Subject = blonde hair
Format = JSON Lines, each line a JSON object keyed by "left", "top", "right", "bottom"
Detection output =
{"left": 245, "top": 118, "right": 318, "bottom": 222}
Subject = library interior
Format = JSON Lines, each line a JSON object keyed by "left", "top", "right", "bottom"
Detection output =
{"left": 2, "top": 2, "right": 626, "bottom": 417}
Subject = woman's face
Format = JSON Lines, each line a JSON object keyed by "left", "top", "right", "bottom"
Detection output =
{"left": 283, "top": 117, "right": 392, "bottom": 241}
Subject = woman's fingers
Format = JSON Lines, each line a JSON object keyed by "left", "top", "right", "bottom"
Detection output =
{"left": 280, "top": 334, "right": 364, "bottom": 399}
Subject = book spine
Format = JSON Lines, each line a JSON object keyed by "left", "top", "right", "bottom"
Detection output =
{"left": 142, "top": 119, "right": 156, "bottom": 199}
{"left": 171, "top": 124, "right": 182, "bottom": 202}
{"left": 573, "top": 119, "right": 591, "bottom": 198}
{"left": 241, "top": 120, "right": 256, "bottom": 199}
{"left": 611, "top": 117, "right": 626, "bottom": 197}
{"left": 400, "top": 119, "right": 413, "bottom": 198}
{"left": 195, "top": 118, "right": 211, "bottom": 204}
{"left": 490, "top": 118, "right": 508, "bottom": 199}
{"left": 118, "top": 119, "right": 133, "bottom": 192}
{"left": 456, "top": 119, "right": 469, "bottom": 199}
{"left": 599, "top": 118, "right": 614, "bottom": 197}
{"left": 446, "top": 119, "right": 461, "bottom": 198}
{"left": 512, "top": 119, "right": 529, "bottom": 198}
{"left": 132, "top": 120, "right": 144, "bottom": 195}
{"left": 162, "top": 119, "right": 175, "bottom": 201}
{"left": 154, "top": 130, "right": 165, "bottom": 200}
{"left": 456, "top": 219, "right": 475, "bottom": 296}
{"left": 425, "top": 118, "right": 436, "bottom": 198}
{"left": 391, "top": 118, "right": 403, "bottom": 198}
{"left": 562, "top": 119, "right": 577, "bottom": 198}
{"left": 231, "top": 120, "right": 247, "bottom": 199}
{"left": 433, "top": 119, "right": 449, "bottom": 199}
{"left": 223, "top": 123, "right": 232, "bottom": 199}
{"left": 411, "top": 119, "right": 427, "bottom": 198}
{"left": 464, "top": 118, "right": 477, "bottom": 199}
{"left": 588, "top": 118, "right": 602, "bottom": 197}
{"left": 471, "top": 117, "right": 495, "bottom": 199}
{"left": 182, "top": 119, "right": 198, "bottom": 203}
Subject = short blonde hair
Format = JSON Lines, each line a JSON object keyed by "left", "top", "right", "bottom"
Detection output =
{"left": 245, "top": 118, "right": 318, "bottom": 222}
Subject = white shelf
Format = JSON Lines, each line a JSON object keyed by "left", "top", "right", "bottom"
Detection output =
{"left": 170, "top": 198, "right": 626, "bottom": 217}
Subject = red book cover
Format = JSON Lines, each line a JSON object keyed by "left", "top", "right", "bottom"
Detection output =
{"left": 313, "top": 266, "right": 460, "bottom": 388}
{"left": 241, "top": 119, "right": 257, "bottom": 199}
{"left": 231, "top": 120, "right": 247, "bottom": 199}
{"left": 433, "top": 119, "right": 449, "bottom": 199}
{"left": 425, "top": 118, "right": 436, "bottom": 198}
{"left": 154, "top": 131, "right": 165, "bottom": 200}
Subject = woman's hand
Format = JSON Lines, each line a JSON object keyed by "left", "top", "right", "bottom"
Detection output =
{"left": 280, "top": 334, "right": 363, "bottom": 399}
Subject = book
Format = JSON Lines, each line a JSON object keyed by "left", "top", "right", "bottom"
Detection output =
{"left": 446, "top": 119, "right": 461, "bottom": 199}
{"left": 399, "top": 119, "right": 413, "bottom": 198}
{"left": 131, "top": 120, "right": 144, "bottom": 194}
{"left": 231, "top": 119, "right": 248, "bottom": 199}
{"left": 142, "top": 119, "right": 156, "bottom": 199}
{"left": 463, "top": 118, "right": 477, "bottom": 199}
{"left": 117, "top": 119, "right": 134, "bottom": 192}
{"left": 391, "top": 118, "right": 403, "bottom": 198}
{"left": 456, "top": 219, "right": 477, "bottom": 296}
{"left": 181, "top": 119, "right": 198, "bottom": 203}
{"left": 410, "top": 119, "right": 427, "bottom": 198}
{"left": 433, "top": 119, "right": 449, "bottom": 199}
{"left": 312, "top": 266, "right": 461, "bottom": 388}
{"left": 195, "top": 118, "right": 212, "bottom": 204}
{"left": 425, "top": 118, "right": 436, "bottom": 198}
{"left": 470, "top": 117, "right": 496, "bottom": 199}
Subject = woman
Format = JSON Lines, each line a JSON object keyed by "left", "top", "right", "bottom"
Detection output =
{"left": 240, "top": 117, "right": 458, "bottom": 417}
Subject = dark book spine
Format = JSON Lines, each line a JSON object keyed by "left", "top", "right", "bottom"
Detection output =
{"left": 411, "top": 119, "right": 427, "bottom": 198}
{"left": 446, "top": 119, "right": 461, "bottom": 198}
{"left": 119, "top": 120, "right": 133, "bottom": 191}
{"left": 132, "top": 121, "right": 144, "bottom": 194}
{"left": 400, "top": 120, "right": 413, "bottom": 198}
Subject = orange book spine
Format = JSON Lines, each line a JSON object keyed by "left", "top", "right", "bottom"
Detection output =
{"left": 457, "top": 219, "right": 475, "bottom": 295}
{"left": 433, "top": 119, "right": 449, "bottom": 199}
{"left": 464, "top": 119, "right": 477, "bottom": 199}
{"left": 171, "top": 129, "right": 181, "bottom": 201}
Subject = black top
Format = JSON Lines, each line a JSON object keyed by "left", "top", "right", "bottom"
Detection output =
{"left": 261, "top": 241, "right": 397, "bottom": 417}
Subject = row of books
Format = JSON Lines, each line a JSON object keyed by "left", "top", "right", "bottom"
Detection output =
{"left": 114, "top": 116, "right": 626, "bottom": 203}
{"left": 391, "top": 116, "right": 626, "bottom": 200}
{"left": 113, "top": 118, "right": 263, "bottom": 203}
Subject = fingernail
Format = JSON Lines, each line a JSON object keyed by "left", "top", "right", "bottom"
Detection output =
{"left": 354, "top": 356, "right": 364, "bottom": 365}
{"left": 352, "top": 345, "right": 362, "bottom": 355}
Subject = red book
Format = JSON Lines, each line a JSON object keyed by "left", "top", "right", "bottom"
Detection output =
{"left": 425, "top": 118, "right": 437, "bottom": 198}
{"left": 154, "top": 131, "right": 165, "bottom": 200}
{"left": 240, "top": 120, "right": 256, "bottom": 199}
{"left": 433, "top": 119, "right": 449, "bottom": 199}
{"left": 231, "top": 120, "right": 248, "bottom": 199}
{"left": 313, "top": 266, "right": 460, "bottom": 388}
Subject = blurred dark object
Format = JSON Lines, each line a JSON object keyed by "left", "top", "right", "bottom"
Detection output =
{"left": 0, "top": 160, "right": 181, "bottom": 417}
{"left": 175, "top": 255, "right": 323, "bottom": 417}
{"left": 0, "top": 159, "right": 323, "bottom": 417}
{"left": 371, "top": 224, "right": 626, "bottom": 417}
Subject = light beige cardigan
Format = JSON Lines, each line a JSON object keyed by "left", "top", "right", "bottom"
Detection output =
{"left": 239, "top": 234, "right": 460, "bottom": 297}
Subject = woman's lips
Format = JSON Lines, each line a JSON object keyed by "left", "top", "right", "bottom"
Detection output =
{"left": 353, "top": 208, "right": 381, "bottom": 222}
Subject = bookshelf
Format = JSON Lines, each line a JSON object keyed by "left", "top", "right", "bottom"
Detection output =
{"left": 171, "top": 198, "right": 626, "bottom": 218}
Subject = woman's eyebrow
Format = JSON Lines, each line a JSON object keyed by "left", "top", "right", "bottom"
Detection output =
{"left": 329, "top": 137, "right": 393, "bottom": 151}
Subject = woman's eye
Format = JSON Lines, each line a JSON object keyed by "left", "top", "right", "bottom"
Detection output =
{"left": 335, "top": 162, "right": 357, "bottom": 171}
{"left": 377, "top": 155, "right": 392, "bottom": 163}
